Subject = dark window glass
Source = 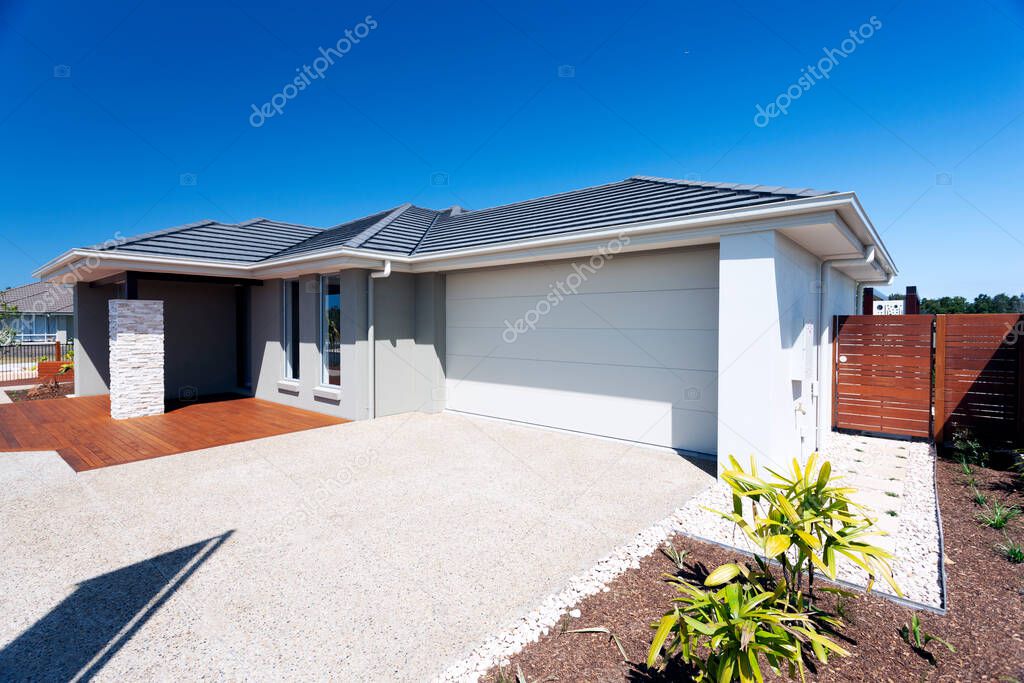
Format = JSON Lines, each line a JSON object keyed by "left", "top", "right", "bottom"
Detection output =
{"left": 283, "top": 280, "right": 300, "bottom": 379}
{"left": 321, "top": 275, "right": 341, "bottom": 386}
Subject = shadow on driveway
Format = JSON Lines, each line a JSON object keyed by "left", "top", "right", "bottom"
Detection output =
{"left": 0, "top": 531, "right": 233, "bottom": 682}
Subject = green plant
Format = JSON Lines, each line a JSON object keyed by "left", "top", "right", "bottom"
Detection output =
{"left": 952, "top": 427, "right": 989, "bottom": 467}
{"left": 996, "top": 535, "right": 1024, "bottom": 563}
{"left": 884, "top": 491, "right": 899, "bottom": 498}
{"left": 900, "top": 613, "right": 954, "bottom": 665}
{"left": 959, "top": 460, "right": 972, "bottom": 476}
{"left": 714, "top": 454, "right": 901, "bottom": 599}
{"left": 885, "top": 510, "right": 898, "bottom": 517}
{"left": 0, "top": 300, "right": 19, "bottom": 349}
{"left": 827, "top": 587, "right": 856, "bottom": 623}
{"left": 660, "top": 544, "right": 690, "bottom": 570}
{"left": 971, "top": 486, "right": 988, "bottom": 507}
{"left": 978, "top": 501, "right": 1022, "bottom": 529}
{"left": 648, "top": 561, "right": 848, "bottom": 681}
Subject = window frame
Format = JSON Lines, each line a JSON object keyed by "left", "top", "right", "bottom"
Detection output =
{"left": 282, "top": 279, "right": 301, "bottom": 381}
{"left": 319, "top": 273, "right": 342, "bottom": 387}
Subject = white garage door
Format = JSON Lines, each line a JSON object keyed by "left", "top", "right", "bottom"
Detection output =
{"left": 445, "top": 246, "right": 719, "bottom": 454}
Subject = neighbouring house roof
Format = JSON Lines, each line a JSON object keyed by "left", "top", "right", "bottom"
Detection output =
{"left": 1, "top": 281, "right": 73, "bottom": 314}
{"left": 90, "top": 176, "right": 836, "bottom": 263}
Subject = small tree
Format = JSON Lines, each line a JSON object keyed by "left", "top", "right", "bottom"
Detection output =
{"left": 0, "top": 300, "right": 20, "bottom": 349}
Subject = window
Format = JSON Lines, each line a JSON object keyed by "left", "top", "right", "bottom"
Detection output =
{"left": 320, "top": 274, "right": 341, "bottom": 386}
{"left": 282, "top": 280, "right": 300, "bottom": 380}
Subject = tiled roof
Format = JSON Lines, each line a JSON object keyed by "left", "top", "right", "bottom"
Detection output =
{"left": 101, "top": 218, "right": 323, "bottom": 262}
{"left": 91, "top": 176, "right": 835, "bottom": 263}
{"left": 413, "top": 176, "right": 832, "bottom": 254}
{"left": 1, "top": 281, "right": 73, "bottom": 314}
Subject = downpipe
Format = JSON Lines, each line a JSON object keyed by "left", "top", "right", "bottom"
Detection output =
{"left": 367, "top": 260, "right": 392, "bottom": 419}
{"left": 815, "top": 246, "right": 891, "bottom": 452}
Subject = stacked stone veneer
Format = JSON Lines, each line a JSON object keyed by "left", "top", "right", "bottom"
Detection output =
{"left": 109, "top": 299, "right": 165, "bottom": 420}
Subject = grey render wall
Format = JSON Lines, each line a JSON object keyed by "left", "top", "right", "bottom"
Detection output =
{"left": 373, "top": 272, "right": 445, "bottom": 417}
{"left": 73, "top": 282, "right": 115, "bottom": 396}
{"left": 137, "top": 280, "right": 238, "bottom": 399}
{"left": 251, "top": 271, "right": 369, "bottom": 420}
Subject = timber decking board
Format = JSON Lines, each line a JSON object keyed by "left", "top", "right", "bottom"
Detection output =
{"left": 0, "top": 395, "right": 347, "bottom": 471}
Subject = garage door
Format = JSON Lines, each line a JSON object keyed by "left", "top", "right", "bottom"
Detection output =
{"left": 445, "top": 246, "right": 719, "bottom": 454}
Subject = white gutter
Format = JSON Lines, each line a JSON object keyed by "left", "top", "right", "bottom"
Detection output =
{"left": 815, "top": 246, "right": 892, "bottom": 452}
{"left": 366, "top": 260, "right": 392, "bottom": 420}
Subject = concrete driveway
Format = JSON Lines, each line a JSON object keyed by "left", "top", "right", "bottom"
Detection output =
{"left": 0, "top": 411, "right": 713, "bottom": 681}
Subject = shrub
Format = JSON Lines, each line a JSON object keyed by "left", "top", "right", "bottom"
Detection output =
{"left": 648, "top": 454, "right": 900, "bottom": 681}
{"left": 978, "top": 501, "right": 1021, "bottom": 529}
{"left": 713, "top": 454, "right": 901, "bottom": 599}
{"left": 996, "top": 535, "right": 1024, "bottom": 563}
{"left": 900, "top": 613, "right": 954, "bottom": 665}
{"left": 660, "top": 544, "right": 690, "bottom": 570}
{"left": 970, "top": 486, "right": 987, "bottom": 506}
{"left": 647, "top": 561, "right": 848, "bottom": 680}
{"left": 952, "top": 427, "right": 989, "bottom": 468}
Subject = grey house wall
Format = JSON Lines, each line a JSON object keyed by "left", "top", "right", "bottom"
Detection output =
{"left": 251, "top": 271, "right": 369, "bottom": 420}
{"left": 73, "top": 269, "right": 445, "bottom": 421}
{"left": 136, "top": 280, "right": 239, "bottom": 399}
{"left": 73, "top": 282, "right": 115, "bottom": 396}
{"left": 249, "top": 270, "right": 445, "bottom": 421}
{"left": 373, "top": 272, "right": 446, "bottom": 417}
{"left": 73, "top": 280, "right": 244, "bottom": 399}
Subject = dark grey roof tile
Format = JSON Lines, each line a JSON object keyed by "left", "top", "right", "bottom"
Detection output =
{"left": 89, "top": 176, "right": 834, "bottom": 265}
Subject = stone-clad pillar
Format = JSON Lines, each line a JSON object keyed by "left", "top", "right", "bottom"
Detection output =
{"left": 108, "top": 299, "right": 164, "bottom": 419}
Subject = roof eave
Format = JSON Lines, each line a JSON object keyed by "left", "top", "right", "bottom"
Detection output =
{"left": 34, "top": 193, "right": 897, "bottom": 282}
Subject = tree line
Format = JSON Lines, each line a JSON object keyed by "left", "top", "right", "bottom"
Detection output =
{"left": 888, "top": 292, "right": 1024, "bottom": 314}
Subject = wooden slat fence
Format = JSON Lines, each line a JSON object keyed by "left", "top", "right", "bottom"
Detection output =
{"left": 935, "top": 313, "right": 1024, "bottom": 445}
{"left": 833, "top": 313, "right": 1024, "bottom": 444}
{"left": 833, "top": 315, "right": 934, "bottom": 438}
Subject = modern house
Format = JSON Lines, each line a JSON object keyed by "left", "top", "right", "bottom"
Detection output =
{"left": 32, "top": 176, "right": 896, "bottom": 471}
{"left": 0, "top": 281, "right": 75, "bottom": 342}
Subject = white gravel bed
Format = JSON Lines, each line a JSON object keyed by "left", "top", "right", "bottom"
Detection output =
{"left": 438, "top": 434, "right": 942, "bottom": 682}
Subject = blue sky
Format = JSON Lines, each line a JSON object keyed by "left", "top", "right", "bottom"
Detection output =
{"left": 1, "top": 0, "right": 1022, "bottom": 297}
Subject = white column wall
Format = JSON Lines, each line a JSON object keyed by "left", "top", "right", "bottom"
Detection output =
{"left": 108, "top": 299, "right": 164, "bottom": 419}
{"left": 717, "top": 232, "right": 846, "bottom": 474}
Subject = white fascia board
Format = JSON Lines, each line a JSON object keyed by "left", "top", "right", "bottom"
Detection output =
{"left": 833, "top": 196, "right": 898, "bottom": 275}
{"left": 34, "top": 194, "right": 898, "bottom": 282}
{"left": 33, "top": 249, "right": 255, "bottom": 281}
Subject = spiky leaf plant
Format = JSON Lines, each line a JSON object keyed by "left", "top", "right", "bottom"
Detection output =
{"left": 713, "top": 454, "right": 901, "bottom": 600}
{"left": 647, "top": 561, "right": 848, "bottom": 682}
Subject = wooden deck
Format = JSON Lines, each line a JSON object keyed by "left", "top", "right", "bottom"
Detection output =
{"left": 0, "top": 394, "right": 348, "bottom": 471}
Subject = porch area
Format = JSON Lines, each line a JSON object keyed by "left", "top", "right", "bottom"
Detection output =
{"left": 0, "top": 394, "right": 346, "bottom": 471}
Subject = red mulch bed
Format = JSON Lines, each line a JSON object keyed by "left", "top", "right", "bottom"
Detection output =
{"left": 485, "top": 459, "right": 1024, "bottom": 682}
{"left": 5, "top": 383, "right": 74, "bottom": 402}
